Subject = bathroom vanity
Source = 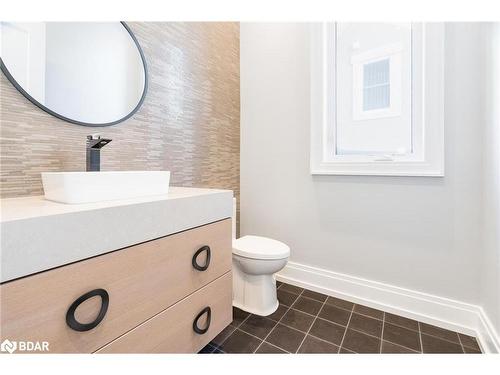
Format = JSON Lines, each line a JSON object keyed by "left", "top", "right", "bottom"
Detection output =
{"left": 0, "top": 187, "right": 233, "bottom": 353}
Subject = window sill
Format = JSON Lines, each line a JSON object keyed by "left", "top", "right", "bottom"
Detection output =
{"left": 310, "top": 160, "right": 444, "bottom": 177}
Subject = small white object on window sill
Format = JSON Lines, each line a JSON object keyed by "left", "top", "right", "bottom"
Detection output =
{"left": 373, "top": 155, "right": 394, "bottom": 162}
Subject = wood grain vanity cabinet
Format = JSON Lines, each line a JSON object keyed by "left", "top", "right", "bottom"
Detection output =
{"left": 0, "top": 219, "right": 233, "bottom": 353}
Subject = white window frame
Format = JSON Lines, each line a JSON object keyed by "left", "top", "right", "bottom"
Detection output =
{"left": 310, "top": 23, "right": 444, "bottom": 176}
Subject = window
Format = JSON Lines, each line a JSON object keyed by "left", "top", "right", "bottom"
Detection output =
{"left": 362, "top": 58, "right": 390, "bottom": 112}
{"left": 310, "top": 23, "right": 444, "bottom": 176}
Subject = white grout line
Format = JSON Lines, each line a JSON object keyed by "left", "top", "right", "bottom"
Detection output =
{"left": 295, "top": 292, "right": 330, "bottom": 353}
{"left": 384, "top": 319, "right": 419, "bottom": 333}
{"left": 283, "top": 283, "right": 474, "bottom": 342}
{"left": 306, "top": 331, "right": 345, "bottom": 348}
{"left": 456, "top": 334, "right": 482, "bottom": 352}
{"left": 419, "top": 331, "right": 467, "bottom": 349}
{"left": 457, "top": 333, "right": 466, "bottom": 354}
{"left": 223, "top": 321, "right": 464, "bottom": 355}
{"left": 340, "top": 347, "right": 356, "bottom": 354}
{"left": 232, "top": 311, "right": 252, "bottom": 331}
{"left": 280, "top": 285, "right": 304, "bottom": 294}
{"left": 262, "top": 314, "right": 374, "bottom": 349}
{"left": 242, "top": 311, "right": 350, "bottom": 348}
{"left": 282, "top": 291, "right": 391, "bottom": 325}
{"left": 202, "top": 343, "right": 217, "bottom": 353}
{"left": 237, "top": 313, "right": 341, "bottom": 352}
{"left": 220, "top": 325, "right": 291, "bottom": 354}
{"left": 337, "top": 304, "right": 355, "bottom": 353}
{"left": 385, "top": 319, "right": 464, "bottom": 349}
{"left": 248, "top": 300, "right": 420, "bottom": 353}
{"left": 332, "top": 300, "right": 386, "bottom": 322}
{"left": 380, "top": 340, "right": 420, "bottom": 354}
{"left": 252, "top": 288, "right": 305, "bottom": 353}
{"left": 289, "top": 305, "right": 328, "bottom": 318}
{"left": 379, "top": 312, "right": 386, "bottom": 353}
{"left": 236, "top": 327, "right": 266, "bottom": 342}
{"left": 220, "top": 314, "right": 280, "bottom": 353}
{"left": 262, "top": 341, "right": 291, "bottom": 354}
{"left": 236, "top": 326, "right": 292, "bottom": 353}
{"left": 219, "top": 284, "right": 473, "bottom": 355}
{"left": 418, "top": 322, "right": 424, "bottom": 353}
{"left": 215, "top": 311, "right": 253, "bottom": 352}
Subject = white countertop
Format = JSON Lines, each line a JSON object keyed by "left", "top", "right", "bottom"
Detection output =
{"left": 1, "top": 186, "right": 228, "bottom": 222}
{"left": 0, "top": 187, "right": 233, "bottom": 283}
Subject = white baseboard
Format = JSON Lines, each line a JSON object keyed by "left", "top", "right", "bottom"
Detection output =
{"left": 476, "top": 306, "right": 500, "bottom": 354}
{"left": 277, "top": 261, "right": 500, "bottom": 353}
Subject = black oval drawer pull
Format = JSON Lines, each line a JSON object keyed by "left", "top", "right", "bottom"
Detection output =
{"left": 193, "top": 306, "right": 211, "bottom": 334}
{"left": 66, "top": 288, "right": 109, "bottom": 332}
{"left": 192, "top": 245, "right": 211, "bottom": 271}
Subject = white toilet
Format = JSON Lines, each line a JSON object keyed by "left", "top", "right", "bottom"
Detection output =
{"left": 232, "top": 199, "right": 290, "bottom": 316}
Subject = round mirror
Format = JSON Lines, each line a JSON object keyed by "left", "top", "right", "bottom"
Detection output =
{"left": 0, "top": 22, "right": 147, "bottom": 127}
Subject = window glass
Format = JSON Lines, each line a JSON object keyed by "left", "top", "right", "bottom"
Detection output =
{"left": 363, "top": 58, "right": 390, "bottom": 111}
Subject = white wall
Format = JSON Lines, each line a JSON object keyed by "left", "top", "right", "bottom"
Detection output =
{"left": 240, "top": 23, "right": 485, "bottom": 307}
{"left": 481, "top": 23, "right": 500, "bottom": 341}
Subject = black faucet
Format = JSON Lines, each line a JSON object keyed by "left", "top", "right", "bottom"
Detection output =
{"left": 86, "top": 134, "right": 112, "bottom": 172}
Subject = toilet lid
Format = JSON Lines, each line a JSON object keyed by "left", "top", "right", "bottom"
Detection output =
{"left": 233, "top": 235, "right": 290, "bottom": 260}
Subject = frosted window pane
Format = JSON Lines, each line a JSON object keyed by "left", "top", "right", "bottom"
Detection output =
{"left": 363, "top": 84, "right": 390, "bottom": 110}
{"left": 363, "top": 59, "right": 390, "bottom": 111}
{"left": 363, "top": 59, "right": 389, "bottom": 86}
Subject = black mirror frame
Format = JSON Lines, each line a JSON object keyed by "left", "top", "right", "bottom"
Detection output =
{"left": 0, "top": 21, "right": 148, "bottom": 127}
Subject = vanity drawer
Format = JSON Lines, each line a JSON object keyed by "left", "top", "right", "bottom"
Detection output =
{"left": 0, "top": 219, "right": 231, "bottom": 353}
{"left": 97, "top": 272, "right": 232, "bottom": 353}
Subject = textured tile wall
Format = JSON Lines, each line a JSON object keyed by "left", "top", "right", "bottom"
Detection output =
{"left": 0, "top": 22, "right": 240, "bottom": 214}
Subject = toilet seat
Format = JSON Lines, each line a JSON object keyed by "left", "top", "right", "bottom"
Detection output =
{"left": 233, "top": 235, "right": 290, "bottom": 260}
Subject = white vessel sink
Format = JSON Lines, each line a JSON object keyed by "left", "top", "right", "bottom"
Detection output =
{"left": 42, "top": 171, "right": 170, "bottom": 204}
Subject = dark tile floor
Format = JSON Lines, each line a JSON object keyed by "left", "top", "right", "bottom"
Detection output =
{"left": 200, "top": 282, "right": 482, "bottom": 354}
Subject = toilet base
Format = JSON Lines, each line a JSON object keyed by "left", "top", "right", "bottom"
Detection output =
{"left": 233, "top": 299, "right": 279, "bottom": 317}
{"left": 232, "top": 260, "right": 282, "bottom": 316}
